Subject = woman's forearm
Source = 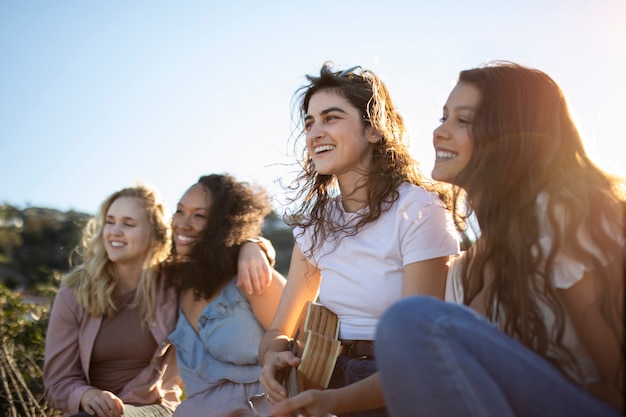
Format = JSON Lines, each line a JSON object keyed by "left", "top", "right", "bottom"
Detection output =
{"left": 326, "top": 372, "right": 385, "bottom": 414}
{"left": 259, "top": 328, "right": 291, "bottom": 366}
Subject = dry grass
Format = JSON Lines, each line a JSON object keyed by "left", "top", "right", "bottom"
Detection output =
{"left": 0, "top": 286, "right": 61, "bottom": 417}
{"left": 0, "top": 341, "right": 61, "bottom": 417}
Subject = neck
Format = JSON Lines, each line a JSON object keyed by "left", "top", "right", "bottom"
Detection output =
{"left": 338, "top": 174, "right": 369, "bottom": 213}
{"left": 114, "top": 262, "right": 144, "bottom": 293}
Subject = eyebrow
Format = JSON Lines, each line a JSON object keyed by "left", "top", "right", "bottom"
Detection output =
{"left": 176, "top": 203, "right": 209, "bottom": 211}
{"left": 106, "top": 215, "right": 138, "bottom": 222}
{"left": 444, "top": 104, "right": 476, "bottom": 112}
{"left": 304, "top": 106, "right": 349, "bottom": 121}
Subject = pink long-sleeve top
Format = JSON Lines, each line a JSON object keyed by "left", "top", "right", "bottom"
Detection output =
{"left": 43, "top": 278, "right": 182, "bottom": 416}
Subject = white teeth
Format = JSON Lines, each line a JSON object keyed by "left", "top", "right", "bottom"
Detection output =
{"left": 314, "top": 145, "right": 336, "bottom": 154}
{"left": 436, "top": 150, "right": 457, "bottom": 160}
{"left": 110, "top": 241, "right": 125, "bottom": 248}
{"left": 176, "top": 234, "right": 195, "bottom": 243}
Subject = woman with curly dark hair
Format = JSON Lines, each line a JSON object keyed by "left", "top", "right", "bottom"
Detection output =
{"left": 44, "top": 181, "right": 276, "bottom": 417}
{"left": 376, "top": 61, "right": 625, "bottom": 416}
{"left": 258, "top": 62, "right": 459, "bottom": 417}
{"left": 166, "top": 174, "right": 285, "bottom": 417}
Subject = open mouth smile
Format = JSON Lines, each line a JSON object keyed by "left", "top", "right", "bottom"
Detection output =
{"left": 435, "top": 150, "right": 458, "bottom": 161}
{"left": 314, "top": 144, "right": 336, "bottom": 154}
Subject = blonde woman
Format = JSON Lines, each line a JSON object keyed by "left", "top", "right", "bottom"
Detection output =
{"left": 44, "top": 185, "right": 274, "bottom": 417}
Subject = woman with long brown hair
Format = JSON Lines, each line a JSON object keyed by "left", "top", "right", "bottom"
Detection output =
{"left": 376, "top": 61, "right": 625, "bottom": 416}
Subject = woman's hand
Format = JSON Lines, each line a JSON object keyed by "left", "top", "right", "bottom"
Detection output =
{"left": 269, "top": 372, "right": 384, "bottom": 417}
{"left": 80, "top": 388, "right": 124, "bottom": 417}
{"left": 259, "top": 350, "right": 301, "bottom": 403}
{"left": 237, "top": 240, "right": 274, "bottom": 295}
{"left": 269, "top": 389, "right": 338, "bottom": 417}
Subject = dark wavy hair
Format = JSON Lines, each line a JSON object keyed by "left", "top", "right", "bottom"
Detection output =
{"left": 453, "top": 61, "right": 625, "bottom": 386}
{"left": 286, "top": 61, "right": 450, "bottom": 256}
{"left": 165, "top": 174, "right": 271, "bottom": 299}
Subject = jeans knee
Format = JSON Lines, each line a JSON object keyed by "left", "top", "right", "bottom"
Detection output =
{"left": 377, "top": 296, "right": 447, "bottom": 348}
{"left": 385, "top": 295, "right": 447, "bottom": 324}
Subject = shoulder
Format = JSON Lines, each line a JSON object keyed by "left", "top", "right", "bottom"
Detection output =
{"left": 55, "top": 285, "right": 79, "bottom": 305}
{"left": 391, "top": 183, "right": 451, "bottom": 221}
{"left": 50, "top": 285, "right": 83, "bottom": 320}
{"left": 155, "top": 273, "right": 179, "bottom": 314}
{"left": 396, "top": 182, "right": 446, "bottom": 207}
{"left": 391, "top": 183, "right": 460, "bottom": 251}
{"left": 219, "top": 278, "right": 248, "bottom": 305}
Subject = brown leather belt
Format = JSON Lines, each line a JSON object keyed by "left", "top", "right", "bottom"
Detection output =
{"left": 339, "top": 340, "right": 375, "bottom": 359}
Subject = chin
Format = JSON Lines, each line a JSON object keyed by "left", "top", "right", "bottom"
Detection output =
{"left": 431, "top": 171, "right": 451, "bottom": 184}
{"left": 432, "top": 164, "right": 462, "bottom": 184}
{"left": 313, "top": 167, "right": 333, "bottom": 176}
{"left": 175, "top": 247, "right": 190, "bottom": 256}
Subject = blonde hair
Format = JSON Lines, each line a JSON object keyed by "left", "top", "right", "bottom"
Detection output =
{"left": 63, "top": 185, "right": 171, "bottom": 322}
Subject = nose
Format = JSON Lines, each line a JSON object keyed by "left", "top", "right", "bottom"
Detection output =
{"left": 306, "top": 122, "right": 323, "bottom": 144}
{"left": 433, "top": 121, "right": 449, "bottom": 144}
{"left": 433, "top": 122, "right": 450, "bottom": 146}
{"left": 173, "top": 215, "right": 192, "bottom": 231}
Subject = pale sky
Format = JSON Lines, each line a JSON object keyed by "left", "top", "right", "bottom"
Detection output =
{"left": 1, "top": 0, "right": 625, "bottom": 215}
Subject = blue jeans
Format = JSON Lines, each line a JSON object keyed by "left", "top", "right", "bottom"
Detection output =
{"left": 329, "top": 354, "right": 388, "bottom": 417}
{"left": 375, "top": 296, "right": 621, "bottom": 417}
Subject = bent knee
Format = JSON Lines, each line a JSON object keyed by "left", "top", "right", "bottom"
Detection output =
{"left": 383, "top": 296, "right": 447, "bottom": 325}
{"left": 377, "top": 296, "right": 447, "bottom": 345}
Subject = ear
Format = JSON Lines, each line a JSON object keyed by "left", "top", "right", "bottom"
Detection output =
{"left": 365, "top": 126, "right": 382, "bottom": 144}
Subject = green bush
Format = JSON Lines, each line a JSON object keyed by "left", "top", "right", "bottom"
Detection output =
{"left": 0, "top": 284, "right": 60, "bottom": 417}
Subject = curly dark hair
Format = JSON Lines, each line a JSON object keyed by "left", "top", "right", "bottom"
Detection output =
{"left": 286, "top": 62, "right": 451, "bottom": 257}
{"left": 165, "top": 174, "right": 271, "bottom": 299}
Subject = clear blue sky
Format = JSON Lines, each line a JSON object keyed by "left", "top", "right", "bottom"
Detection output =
{"left": 1, "top": 1, "right": 625, "bottom": 215}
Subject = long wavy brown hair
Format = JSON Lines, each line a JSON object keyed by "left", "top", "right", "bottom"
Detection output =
{"left": 452, "top": 61, "right": 625, "bottom": 386}
{"left": 165, "top": 174, "right": 271, "bottom": 299}
{"left": 63, "top": 185, "right": 171, "bottom": 322}
{"left": 286, "top": 62, "right": 450, "bottom": 256}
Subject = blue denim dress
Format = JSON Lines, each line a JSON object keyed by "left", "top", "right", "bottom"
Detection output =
{"left": 169, "top": 278, "right": 269, "bottom": 417}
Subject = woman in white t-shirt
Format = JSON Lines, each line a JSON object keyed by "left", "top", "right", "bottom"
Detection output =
{"left": 376, "top": 61, "right": 624, "bottom": 416}
{"left": 258, "top": 62, "right": 460, "bottom": 417}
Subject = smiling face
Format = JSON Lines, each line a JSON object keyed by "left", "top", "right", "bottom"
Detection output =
{"left": 304, "top": 89, "right": 379, "bottom": 186}
{"left": 171, "top": 183, "right": 211, "bottom": 256}
{"left": 103, "top": 196, "right": 152, "bottom": 267}
{"left": 431, "top": 82, "right": 480, "bottom": 185}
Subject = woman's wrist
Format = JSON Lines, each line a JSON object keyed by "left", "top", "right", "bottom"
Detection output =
{"left": 246, "top": 237, "right": 276, "bottom": 267}
{"left": 260, "top": 329, "right": 291, "bottom": 365}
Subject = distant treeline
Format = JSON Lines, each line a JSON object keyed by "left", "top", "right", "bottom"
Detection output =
{"left": 0, "top": 204, "right": 293, "bottom": 292}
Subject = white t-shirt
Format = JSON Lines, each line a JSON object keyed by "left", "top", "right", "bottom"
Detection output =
{"left": 445, "top": 192, "right": 623, "bottom": 384}
{"left": 295, "top": 182, "right": 460, "bottom": 340}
